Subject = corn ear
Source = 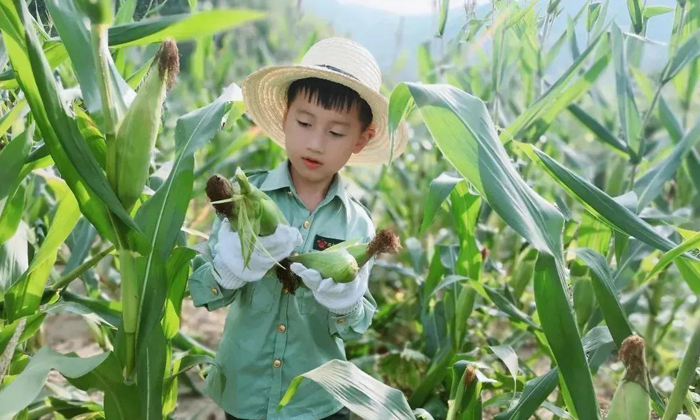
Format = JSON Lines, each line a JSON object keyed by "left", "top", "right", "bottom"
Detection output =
{"left": 107, "top": 39, "right": 179, "bottom": 211}
{"left": 289, "top": 250, "right": 359, "bottom": 283}
{"left": 606, "top": 335, "right": 650, "bottom": 420}
{"left": 234, "top": 167, "right": 287, "bottom": 236}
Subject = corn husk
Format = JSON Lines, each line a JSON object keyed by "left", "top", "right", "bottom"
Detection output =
{"left": 606, "top": 335, "right": 650, "bottom": 420}
{"left": 206, "top": 168, "right": 289, "bottom": 268}
{"left": 289, "top": 229, "right": 401, "bottom": 283}
{"left": 107, "top": 39, "right": 179, "bottom": 211}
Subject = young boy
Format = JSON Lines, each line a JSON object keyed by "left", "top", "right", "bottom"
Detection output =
{"left": 188, "top": 37, "right": 409, "bottom": 420}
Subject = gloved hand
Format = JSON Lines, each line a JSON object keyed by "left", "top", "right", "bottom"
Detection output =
{"left": 213, "top": 218, "right": 303, "bottom": 289}
{"left": 289, "top": 250, "right": 372, "bottom": 315}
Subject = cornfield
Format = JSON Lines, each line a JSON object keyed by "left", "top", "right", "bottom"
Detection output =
{"left": 0, "top": 0, "right": 698, "bottom": 419}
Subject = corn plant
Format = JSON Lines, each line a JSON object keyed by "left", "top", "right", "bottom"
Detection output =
{"left": 0, "top": 0, "right": 262, "bottom": 417}
{"left": 1, "top": 0, "right": 699, "bottom": 419}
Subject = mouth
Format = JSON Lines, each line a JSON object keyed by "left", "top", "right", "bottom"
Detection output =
{"left": 301, "top": 157, "right": 322, "bottom": 169}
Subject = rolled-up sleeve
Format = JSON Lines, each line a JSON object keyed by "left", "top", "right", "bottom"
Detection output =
{"left": 188, "top": 217, "right": 238, "bottom": 311}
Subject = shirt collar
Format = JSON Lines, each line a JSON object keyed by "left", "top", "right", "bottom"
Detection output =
{"left": 260, "top": 159, "right": 352, "bottom": 216}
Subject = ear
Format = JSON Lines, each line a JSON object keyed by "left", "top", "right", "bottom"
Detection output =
{"left": 353, "top": 123, "right": 376, "bottom": 153}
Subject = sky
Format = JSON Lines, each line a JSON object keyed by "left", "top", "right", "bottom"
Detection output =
{"left": 336, "top": 0, "right": 487, "bottom": 16}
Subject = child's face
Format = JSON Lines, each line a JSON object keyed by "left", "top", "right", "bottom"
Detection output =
{"left": 282, "top": 90, "right": 375, "bottom": 185}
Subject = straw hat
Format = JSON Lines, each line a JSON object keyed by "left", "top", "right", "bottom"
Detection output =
{"left": 241, "top": 37, "right": 409, "bottom": 166}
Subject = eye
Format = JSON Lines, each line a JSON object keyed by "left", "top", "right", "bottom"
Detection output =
{"left": 297, "top": 120, "right": 311, "bottom": 127}
{"left": 330, "top": 131, "right": 345, "bottom": 138}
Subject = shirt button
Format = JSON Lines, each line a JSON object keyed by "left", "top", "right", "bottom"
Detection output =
{"left": 337, "top": 317, "right": 346, "bottom": 324}
{"left": 210, "top": 287, "right": 219, "bottom": 296}
{"left": 278, "top": 324, "right": 286, "bottom": 333}
{"left": 273, "top": 359, "right": 282, "bottom": 368}
{"left": 303, "top": 220, "right": 310, "bottom": 229}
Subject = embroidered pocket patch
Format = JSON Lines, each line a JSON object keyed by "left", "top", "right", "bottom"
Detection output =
{"left": 313, "top": 234, "right": 344, "bottom": 251}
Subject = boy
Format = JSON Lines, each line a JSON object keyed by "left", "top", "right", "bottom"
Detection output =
{"left": 188, "top": 37, "right": 409, "bottom": 420}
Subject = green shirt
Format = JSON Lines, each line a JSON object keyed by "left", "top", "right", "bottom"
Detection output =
{"left": 188, "top": 159, "right": 377, "bottom": 420}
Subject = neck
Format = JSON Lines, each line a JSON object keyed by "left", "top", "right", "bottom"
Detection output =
{"left": 288, "top": 162, "right": 335, "bottom": 212}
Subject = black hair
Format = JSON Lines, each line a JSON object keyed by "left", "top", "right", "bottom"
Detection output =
{"left": 287, "top": 77, "right": 373, "bottom": 131}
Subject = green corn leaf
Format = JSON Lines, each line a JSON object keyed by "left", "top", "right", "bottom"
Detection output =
{"left": 658, "top": 95, "right": 700, "bottom": 196}
{"left": 662, "top": 31, "right": 700, "bottom": 83}
{"left": 3, "top": 0, "right": 148, "bottom": 254}
{"left": 0, "top": 99, "right": 27, "bottom": 138}
{"left": 573, "top": 248, "right": 633, "bottom": 345}
{"left": 534, "top": 254, "right": 600, "bottom": 419}
{"left": 587, "top": 2, "right": 602, "bottom": 32}
{"left": 567, "top": 104, "right": 630, "bottom": 156}
{"left": 65, "top": 350, "right": 142, "bottom": 419}
{"left": 517, "top": 143, "right": 675, "bottom": 252}
{"left": 4, "top": 180, "right": 80, "bottom": 321}
{"left": 44, "top": 0, "right": 134, "bottom": 116}
{"left": 501, "top": 22, "right": 609, "bottom": 142}
{"left": 437, "top": 0, "right": 449, "bottom": 36}
{"left": 0, "top": 183, "right": 26, "bottom": 255}
{"left": 646, "top": 229, "right": 700, "bottom": 284}
{"left": 633, "top": 117, "right": 700, "bottom": 210}
{"left": 626, "top": 0, "right": 643, "bottom": 33}
{"left": 108, "top": 9, "right": 265, "bottom": 47}
{"left": 612, "top": 23, "right": 643, "bottom": 155}
{"left": 0, "top": 125, "right": 32, "bottom": 201}
{"left": 278, "top": 359, "right": 416, "bottom": 420}
{"left": 131, "top": 85, "right": 236, "bottom": 375}
{"left": 419, "top": 173, "right": 462, "bottom": 236}
{"left": 578, "top": 211, "right": 613, "bottom": 256}
{"left": 388, "top": 83, "right": 603, "bottom": 418}
{"left": 0, "top": 346, "right": 110, "bottom": 419}
{"left": 494, "top": 368, "right": 559, "bottom": 420}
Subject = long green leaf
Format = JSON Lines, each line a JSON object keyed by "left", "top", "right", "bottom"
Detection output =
{"left": 0, "top": 346, "right": 109, "bottom": 419}
{"left": 388, "top": 83, "right": 602, "bottom": 417}
{"left": 389, "top": 83, "right": 565, "bottom": 265}
{"left": 517, "top": 143, "right": 676, "bottom": 252}
{"left": 493, "top": 368, "right": 559, "bottom": 420}
{"left": 646, "top": 229, "right": 700, "bottom": 284}
{"left": 420, "top": 173, "right": 462, "bottom": 236}
{"left": 0, "top": 125, "right": 32, "bottom": 201}
{"left": 500, "top": 23, "right": 609, "bottom": 142}
{"left": 21, "top": 0, "right": 143, "bottom": 242}
{"left": 573, "top": 248, "right": 633, "bottom": 345}
{"left": 132, "top": 85, "right": 236, "bottom": 374}
{"left": 612, "top": 23, "right": 642, "bottom": 155}
{"left": 633, "top": 117, "right": 700, "bottom": 209}
{"left": 662, "top": 31, "right": 700, "bottom": 83}
{"left": 4, "top": 180, "right": 80, "bottom": 320}
{"left": 108, "top": 10, "right": 265, "bottom": 47}
{"left": 1, "top": 0, "right": 144, "bottom": 253}
{"left": 437, "top": 0, "right": 449, "bottom": 36}
{"left": 45, "top": 0, "right": 134, "bottom": 116}
{"left": 0, "top": 99, "right": 26, "bottom": 137}
{"left": 534, "top": 254, "right": 600, "bottom": 420}
{"left": 626, "top": 0, "right": 643, "bottom": 33}
{"left": 567, "top": 102, "right": 630, "bottom": 157}
{"left": 278, "top": 359, "right": 416, "bottom": 420}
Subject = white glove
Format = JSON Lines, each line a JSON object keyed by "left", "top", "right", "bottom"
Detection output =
{"left": 213, "top": 219, "right": 303, "bottom": 289}
{"left": 289, "top": 251, "right": 371, "bottom": 315}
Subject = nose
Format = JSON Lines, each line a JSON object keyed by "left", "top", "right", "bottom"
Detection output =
{"left": 306, "top": 128, "right": 325, "bottom": 154}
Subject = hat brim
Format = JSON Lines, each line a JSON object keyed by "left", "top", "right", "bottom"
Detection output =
{"left": 241, "top": 64, "right": 409, "bottom": 167}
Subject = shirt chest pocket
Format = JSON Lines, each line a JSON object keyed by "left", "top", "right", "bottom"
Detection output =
{"left": 249, "top": 274, "right": 278, "bottom": 313}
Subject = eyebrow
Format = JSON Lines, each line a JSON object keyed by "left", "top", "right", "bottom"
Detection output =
{"left": 297, "top": 109, "right": 351, "bottom": 127}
